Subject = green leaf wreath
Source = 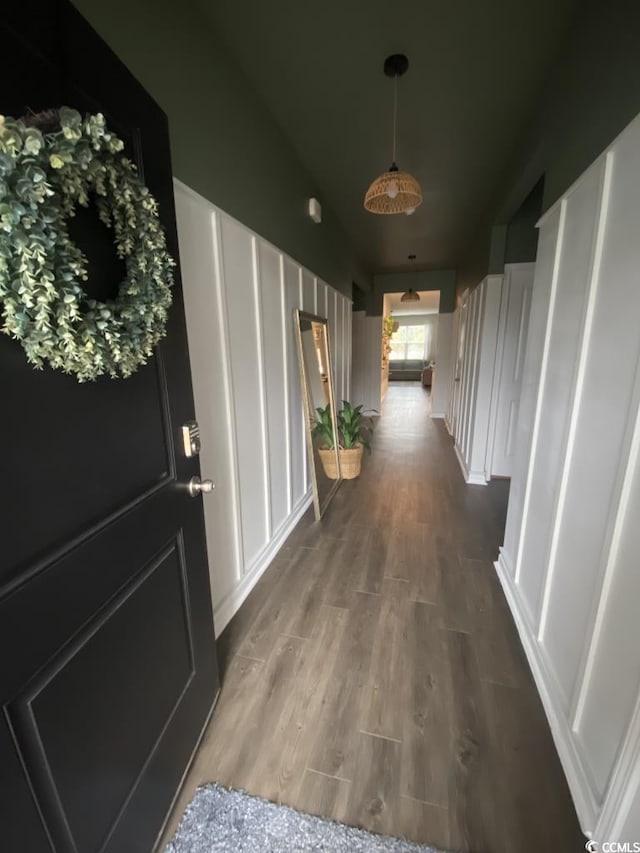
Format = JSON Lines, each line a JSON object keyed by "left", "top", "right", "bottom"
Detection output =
{"left": 0, "top": 107, "right": 174, "bottom": 381}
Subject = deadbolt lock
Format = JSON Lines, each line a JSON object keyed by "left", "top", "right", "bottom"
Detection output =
{"left": 181, "top": 421, "right": 201, "bottom": 458}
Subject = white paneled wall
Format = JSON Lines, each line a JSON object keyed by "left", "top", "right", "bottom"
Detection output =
{"left": 220, "top": 215, "right": 270, "bottom": 567}
{"left": 486, "top": 264, "right": 534, "bottom": 478}
{"left": 445, "top": 307, "right": 460, "bottom": 435}
{"left": 496, "top": 112, "right": 640, "bottom": 843}
{"left": 351, "top": 311, "right": 383, "bottom": 414}
{"left": 445, "top": 268, "right": 533, "bottom": 483}
{"left": 430, "top": 313, "right": 454, "bottom": 418}
{"left": 174, "top": 180, "right": 352, "bottom": 634}
{"left": 257, "top": 242, "right": 289, "bottom": 533}
{"left": 450, "top": 276, "right": 503, "bottom": 484}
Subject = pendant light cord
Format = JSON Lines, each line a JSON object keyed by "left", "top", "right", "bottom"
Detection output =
{"left": 392, "top": 73, "right": 398, "bottom": 165}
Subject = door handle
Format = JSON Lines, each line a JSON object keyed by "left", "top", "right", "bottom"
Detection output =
{"left": 187, "top": 476, "right": 215, "bottom": 497}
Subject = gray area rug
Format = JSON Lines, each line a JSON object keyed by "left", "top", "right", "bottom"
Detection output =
{"left": 165, "top": 783, "right": 446, "bottom": 852}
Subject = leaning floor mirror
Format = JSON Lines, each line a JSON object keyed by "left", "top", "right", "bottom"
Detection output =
{"left": 294, "top": 310, "right": 342, "bottom": 520}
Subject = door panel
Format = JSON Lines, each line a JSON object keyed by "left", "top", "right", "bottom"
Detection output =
{"left": 3, "top": 351, "right": 173, "bottom": 584}
{"left": 9, "top": 537, "right": 194, "bottom": 853}
{"left": 1, "top": 3, "right": 219, "bottom": 851}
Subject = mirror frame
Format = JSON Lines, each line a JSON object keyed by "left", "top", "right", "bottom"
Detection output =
{"left": 294, "top": 309, "right": 342, "bottom": 520}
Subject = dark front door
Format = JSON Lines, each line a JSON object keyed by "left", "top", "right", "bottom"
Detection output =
{"left": 1, "top": 3, "right": 219, "bottom": 851}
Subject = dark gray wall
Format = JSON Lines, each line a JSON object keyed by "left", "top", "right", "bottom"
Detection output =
{"left": 71, "top": 0, "right": 370, "bottom": 298}
{"left": 501, "top": 0, "right": 640, "bottom": 218}
{"left": 359, "top": 270, "right": 457, "bottom": 316}
{"left": 504, "top": 179, "right": 545, "bottom": 265}
{"left": 459, "top": 0, "right": 640, "bottom": 293}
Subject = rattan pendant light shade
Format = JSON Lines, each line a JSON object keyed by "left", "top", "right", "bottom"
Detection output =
{"left": 364, "top": 54, "right": 422, "bottom": 216}
{"left": 400, "top": 288, "right": 420, "bottom": 303}
{"left": 364, "top": 167, "right": 422, "bottom": 215}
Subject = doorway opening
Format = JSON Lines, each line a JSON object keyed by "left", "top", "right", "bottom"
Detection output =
{"left": 381, "top": 290, "right": 440, "bottom": 402}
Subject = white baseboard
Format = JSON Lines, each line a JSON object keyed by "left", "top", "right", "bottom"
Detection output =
{"left": 595, "top": 708, "right": 640, "bottom": 843}
{"left": 494, "top": 549, "right": 599, "bottom": 835}
{"left": 445, "top": 417, "right": 454, "bottom": 436}
{"left": 431, "top": 412, "right": 446, "bottom": 419}
{"left": 213, "top": 491, "right": 313, "bottom": 635}
{"left": 454, "top": 443, "right": 470, "bottom": 480}
{"left": 454, "top": 443, "right": 488, "bottom": 485}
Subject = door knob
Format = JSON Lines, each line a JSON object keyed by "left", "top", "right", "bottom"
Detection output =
{"left": 187, "top": 476, "right": 215, "bottom": 497}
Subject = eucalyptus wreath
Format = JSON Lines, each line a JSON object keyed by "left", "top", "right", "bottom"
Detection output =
{"left": 0, "top": 106, "right": 174, "bottom": 381}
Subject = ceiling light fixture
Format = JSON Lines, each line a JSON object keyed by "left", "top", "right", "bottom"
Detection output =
{"left": 364, "top": 54, "right": 423, "bottom": 215}
{"left": 400, "top": 288, "right": 420, "bottom": 303}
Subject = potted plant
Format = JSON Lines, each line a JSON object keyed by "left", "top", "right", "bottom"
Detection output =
{"left": 312, "top": 401, "right": 374, "bottom": 480}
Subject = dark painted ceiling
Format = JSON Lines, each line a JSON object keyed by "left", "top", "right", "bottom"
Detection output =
{"left": 197, "top": 0, "right": 578, "bottom": 274}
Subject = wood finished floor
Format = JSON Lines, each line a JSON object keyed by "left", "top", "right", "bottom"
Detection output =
{"left": 162, "top": 384, "right": 585, "bottom": 853}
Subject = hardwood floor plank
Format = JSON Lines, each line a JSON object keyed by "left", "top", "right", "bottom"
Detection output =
{"left": 171, "top": 656, "right": 267, "bottom": 797}
{"left": 387, "top": 520, "right": 431, "bottom": 586}
{"left": 344, "top": 732, "right": 401, "bottom": 837}
{"left": 352, "top": 527, "right": 388, "bottom": 595}
{"left": 245, "top": 605, "right": 348, "bottom": 804}
{"left": 359, "top": 578, "right": 409, "bottom": 742}
{"left": 321, "top": 536, "right": 363, "bottom": 609}
{"left": 233, "top": 548, "right": 311, "bottom": 661}
{"left": 400, "top": 602, "right": 451, "bottom": 808}
{"left": 408, "top": 533, "right": 440, "bottom": 605}
{"left": 463, "top": 558, "right": 530, "bottom": 688}
{"left": 435, "top": 543, "right": 475, "bottom": 634}
{"left": 297, "top": 769, "right": 351, "bottom": 822}
{"left": 277, "top": 540, "right": 344, "bottom": 639}
{"left": 212, "top": 635, "right": 309, "bottom": 791}
{"left": 445, "top": 629, "right": 494, "bottom": 853}
{"left": 308, "top": 591, "right": 382, "bottom": 780}
{"left": 396, "top": 796, "right": 451, "bottom": 851}
{"left": 216, "top": 552, "right": 294, "bottom": 670}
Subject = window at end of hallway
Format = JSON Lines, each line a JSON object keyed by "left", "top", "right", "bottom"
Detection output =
{"left": 389, "top": 324, "right": 428, "bottom": 360}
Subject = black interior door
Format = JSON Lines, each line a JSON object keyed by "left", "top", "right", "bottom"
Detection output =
{"left": 1, "top": 3, "right": 219, "bottom": 851}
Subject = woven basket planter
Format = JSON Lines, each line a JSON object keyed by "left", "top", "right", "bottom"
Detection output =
{"left": 318, "top": 445, "right": 364, "bottom": 480}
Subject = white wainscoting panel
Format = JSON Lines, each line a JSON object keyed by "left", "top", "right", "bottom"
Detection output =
{"left": 301, "top": 268, "right": 315, "bottom": 313}
{"left": 487, "top": 263, "right": 534, "bottom": 478}
{"left": 496, "top": 111, "right": 640, "bottom": 843}
{"left": 445, "top": 307, "right": 460, "bottom": 435}
{"left": 501, "top": 208, "right": 562, "bottom": 582}
{"left": 172, "top": 184, "right": 242, "bottom": 610}
{"left": 517, "top": 162, "right": 606, "bottom": 637}
{"left": 452, "top": 275, "right": 503, "bottom": 485}
{"left": 219, "top": 216, "right": 270, "bottom": 570}
{"left": 430, "top": 313, "right": 454, "bottom": 419}
{"left": 351, "top": 312, "right": 383, "bottom": 414}
{"left": 575, "top": 409, "right": 640, "bottom": 799}
{"left": 457, "top": 287, "right": 478, "bottom": 469}
{"left": 284, "top": 257, "right": 307, "bottom": 501}
{"left": 175, "top": 179, "right": 352, "bottom": 635}
{"left": 317, "top": 280, "right": 328, "bottom": 320}
{"left": 257, "top": 241, "right": 289, "bottom": 536}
